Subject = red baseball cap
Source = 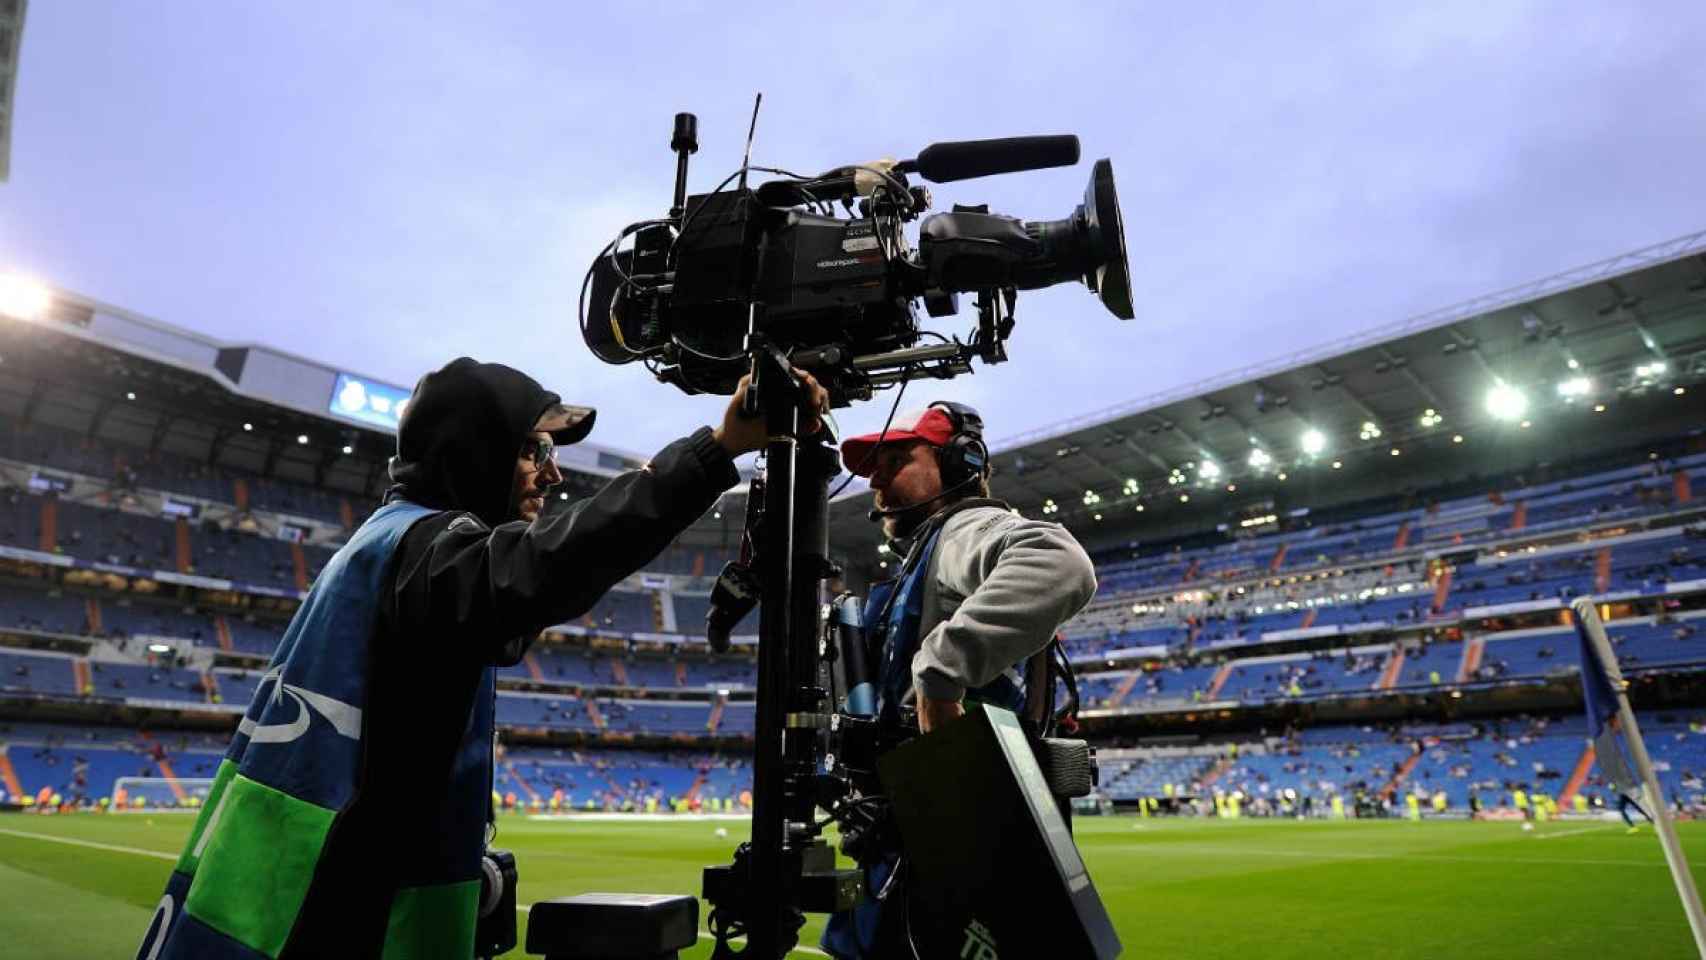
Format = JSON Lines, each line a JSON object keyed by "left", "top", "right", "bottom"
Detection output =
{"left": 840, "top": 406, "right": 957, "bottom": 477}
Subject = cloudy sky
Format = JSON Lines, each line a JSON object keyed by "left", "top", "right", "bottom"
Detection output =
{"left": 2, "top": 1, "right": 1702, "bottom": 461}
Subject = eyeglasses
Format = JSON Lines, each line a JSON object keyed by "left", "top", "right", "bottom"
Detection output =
{"left": 519, "top": 436, "right": 557, "bottom": 470}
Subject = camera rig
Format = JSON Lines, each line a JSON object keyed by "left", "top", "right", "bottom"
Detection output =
{"left": 530, "top": 108, "right": 1133, "bottom": 960}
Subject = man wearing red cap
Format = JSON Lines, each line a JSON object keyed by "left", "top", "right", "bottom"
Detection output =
{"left": 824, "top": 400, "right": 1097, "bottom": 959}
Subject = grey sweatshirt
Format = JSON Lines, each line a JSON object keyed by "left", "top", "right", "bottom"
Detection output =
{"left": 908, "top": 504, "right": 1099, "bottom": 703}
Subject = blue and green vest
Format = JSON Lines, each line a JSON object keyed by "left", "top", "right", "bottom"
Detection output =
{"left": 137, "top": 500, "right": 492, "bottom": 960}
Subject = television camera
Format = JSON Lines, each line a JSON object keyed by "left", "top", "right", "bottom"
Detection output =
{"left": 527, "top": 107, "right": 1131, "bottom": 959}
{"left": 579, "top": 109, "right": 1132, "bottom": 406}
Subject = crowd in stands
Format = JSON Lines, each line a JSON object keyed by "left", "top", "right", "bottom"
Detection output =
{"left": 1100, "top": 712, "right": 1706, "bottom": 816}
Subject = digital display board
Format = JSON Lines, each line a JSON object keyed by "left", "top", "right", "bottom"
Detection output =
{"left": 327, "top": 373, "right": 412, "bottom": 431}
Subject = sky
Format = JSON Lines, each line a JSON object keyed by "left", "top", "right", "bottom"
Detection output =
{"left": 3, "top": 1, "right": 1704, "bottom": 462}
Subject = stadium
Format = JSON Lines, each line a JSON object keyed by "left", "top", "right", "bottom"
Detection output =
{"left": 5, "top": 6, "right": 1706, "bottom": 960}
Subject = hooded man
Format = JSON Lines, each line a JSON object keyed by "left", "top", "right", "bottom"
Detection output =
{"left": 140, "top": 357, "right": 826, "bottom": 960}
{"left": 822, "top": 401, "right": 1097, "bottom": 959}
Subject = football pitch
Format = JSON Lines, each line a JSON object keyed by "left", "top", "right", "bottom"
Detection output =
{"left": 2, "top": 813, "right": 1704, "bottom": 958}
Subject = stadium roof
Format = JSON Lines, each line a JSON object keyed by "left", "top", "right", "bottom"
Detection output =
{"left": 826, "top": 228, "right": 1706, "bottom": 569}
{"left": 0, "top": 279, "right": 644, "bottom": 497}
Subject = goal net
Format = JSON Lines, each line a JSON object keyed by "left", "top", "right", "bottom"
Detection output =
{"left": 111, "top": 776, "right": 216, "bottom": 812}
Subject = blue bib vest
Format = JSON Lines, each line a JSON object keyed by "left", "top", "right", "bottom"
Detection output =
{"left": 139, "top": 500, "right": 494, "bottom": 960}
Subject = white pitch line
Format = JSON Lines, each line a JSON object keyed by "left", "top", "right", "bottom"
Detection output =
{"left": 516, "top": 905, "right": 832, "bottom": 957}
{"left": 1531, "top": 825, "right": 1616, "bottom": 840}
{"left": 0, "top": 827, "right": 178, "bottom": 861}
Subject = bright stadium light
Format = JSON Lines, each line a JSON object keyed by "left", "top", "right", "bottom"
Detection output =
{"left": 1556, "top": 377, "right": 1593, "bottom": 399}
{"left": 1300, "top": 428, "right": 1327, "bottom": 456}
{"left": 126, "top": 391, "right": 137, "bottom": 401}
{"left": 1122, "top": 478, "right": 1140, "bottom": 495}
{"left": 1358, "top": 421, "right": 1382, "bottom": 441}
{"left": 296, "top": 434, "right": 310, "bottom": 445}
{"left": 1197, "top": 460, "right": 1222, "bottom": 481}
{"left": 1247, "top": 448, "right": 1272, "bottom": 469}
{"left": 1452, "top": 434, "right": 1464, "bottom": 443}
{"left": 243, "top": 422, "right": 254, "bottom": 432}
{"left": 0, "top": 274, "right": 51, "bottom": 320}
{"left": 341, "top": 444, "right": 354, "bottom": 455}
{"left": 1634, "top": 361, "right": 1667, "bottom": 380}
{"left": 1418, "top": 408, "right": 1442, "bottom": 428}
{"left": 1485, "top": 382, "right": 1528, "bottom": 421}
{"left": 1179, "top": 494, "right": 1190, "bottom": 503}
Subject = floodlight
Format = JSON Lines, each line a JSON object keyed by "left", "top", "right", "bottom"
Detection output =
{"left": 1197, "top": 460, "right": 1222, "bottom": 481}
{"left": 1247, "top": 448, "right": 1271, "bottom": 469}
{"left": 1358, "top": 421, "right": 1382, "bottom": 441}
{"left": 1419, "top": 408, "right": 1442, "bottom": 428}
{"left": 1556, "top": 377, "right": 1592, "bottom": 399}
{"left": 1484, "top": 382, "right": 1528, "bottom": 421}
{"left": 243, "top": 422, "right": 254, "bottom": 432}
{"left": 0, "top": 274, "right": 51, "bottom": 320}
{"left": 297, "top": 434, "right": 310, "bottom": 445}
{"left": 1300, "top": 428, "right": 1327, "bottom": 456}
{"left": 341, "top": 444, "right": 354, "bottom": 455}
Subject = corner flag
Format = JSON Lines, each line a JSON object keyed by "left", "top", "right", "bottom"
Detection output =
{"left": 1571, "top": 598, "right": 1706, "bottom": 956}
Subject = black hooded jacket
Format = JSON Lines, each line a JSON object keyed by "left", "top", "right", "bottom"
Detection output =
{"left": 283, "top": 357, "right": 739, "bottom": 957}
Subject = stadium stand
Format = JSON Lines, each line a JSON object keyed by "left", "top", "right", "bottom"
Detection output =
{"left": 4, "top": 241, "right": 1705, "bottom": 826}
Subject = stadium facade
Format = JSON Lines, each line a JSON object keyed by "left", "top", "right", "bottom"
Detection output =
{"left": 1, "top": 227, "right": 1704, "bottom": 821}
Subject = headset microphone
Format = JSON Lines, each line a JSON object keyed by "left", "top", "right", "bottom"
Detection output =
{"left": 866, "top": 474, "right": 981, "bottom": 522}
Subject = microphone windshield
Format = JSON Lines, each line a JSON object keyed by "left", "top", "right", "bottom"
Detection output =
{"left": 912, "top": 135, "right": 1080, "bottom": 183}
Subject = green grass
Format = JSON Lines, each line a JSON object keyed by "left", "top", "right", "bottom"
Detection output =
{"left": 2, "top": 813, "right": 1704, "bottom": 957}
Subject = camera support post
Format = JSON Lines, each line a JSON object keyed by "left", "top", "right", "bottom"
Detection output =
{"left": 701, "top": 336, "right": 860, "bottom": 959}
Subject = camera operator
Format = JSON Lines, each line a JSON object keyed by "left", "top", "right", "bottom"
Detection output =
{"left": 823, "top": 401, "right": 1098, "bottom": 959}
{"left": 138, "top": 356, "right": 827, "bottom": 960}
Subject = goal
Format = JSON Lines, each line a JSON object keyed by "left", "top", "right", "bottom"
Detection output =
{"left": 111, "top": 775, "right": 216, "bottom": 812}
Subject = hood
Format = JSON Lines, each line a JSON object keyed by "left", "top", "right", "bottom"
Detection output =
{"left": 385, "top": 357, "right": 596, "bottom": 527}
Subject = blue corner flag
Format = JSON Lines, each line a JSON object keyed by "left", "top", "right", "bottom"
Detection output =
{"left": 1573, "top": 610, "right": 1638, "bottom": 795}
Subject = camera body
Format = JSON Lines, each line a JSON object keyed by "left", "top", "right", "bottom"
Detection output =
{"left": 581, "top": 118, "right": 1133, "bottom": 405}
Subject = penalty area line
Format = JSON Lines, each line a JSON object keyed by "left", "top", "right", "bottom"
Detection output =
{"left": 0, "top": 826, "right": 178, "bottom": 861}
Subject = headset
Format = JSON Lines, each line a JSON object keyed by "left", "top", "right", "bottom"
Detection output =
{"left": 927, "top": 400, "right": 990, "bottom": 491}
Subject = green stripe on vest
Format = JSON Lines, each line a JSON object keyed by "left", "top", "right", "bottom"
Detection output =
{"left": 380, "top": 880, "right": 480, "bottom": 960}
{"left": 183, "top": 773, "right": 337, "bottom": 958}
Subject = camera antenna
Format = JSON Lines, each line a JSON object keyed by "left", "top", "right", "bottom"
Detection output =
{"left": 737, "top": 92, "right": 762, "bottom": 192}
